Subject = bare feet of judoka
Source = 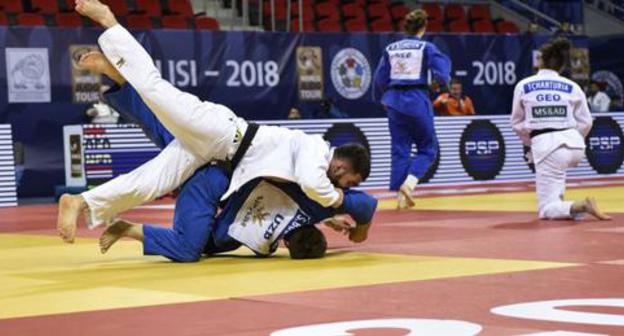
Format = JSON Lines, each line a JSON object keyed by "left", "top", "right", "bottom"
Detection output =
{"left": 75, "top": 0, "right": 118, "bottom": 28}
{"left": 397, "top": 184, "right": 416, "bottom": 210}
{"left": 57, "top": 194, "right": 87, "bottom": 243}
{"left": 99, "top": 219, "right": 143, "bottom": 254}
{"left": 572, "top": 197, "right": 612, "bottom": 220}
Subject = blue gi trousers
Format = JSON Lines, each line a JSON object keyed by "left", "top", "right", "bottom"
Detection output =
{"left": 106, "top": 84, "right": 229, "bottom": 262}
{"left": 387, "top": 105, "right": 438, "bottom": 191}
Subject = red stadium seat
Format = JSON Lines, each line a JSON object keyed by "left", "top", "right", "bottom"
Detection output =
{"left": 342, "top": 3, "right": 365, "bottom": 20}
{"left": 31, "top": 0, "right": 59, "bottom": 14}
{"left": 426, "top": 20, "right": 443, "bottom": 33}
{"left": 290, "top": 19, "right": 315, "bottom": 32}
{"left": 368, "top": 3, "right": 390, "bottom": 19}
{"left": 370, "top": 17, "right": 393, "bottom": 32}
{"left": 61, "top": 0, "right": 76, "bottom": 12}
{"left": 126, "top": 15, "right": 153, "bottom": 29}
{"left": 344, "top": 17, "right": 367, "bottom": 32}
{"left": 0, "top": 0, "right": 24, "bottom": 13}
{"left": 195, "top": 16, "right": 220, "bottom": 30}
{"left": 390, "top": 4, "right": 410, "bottom": 20}
{"left": 135, "top": 0, "right": 162, "bottom": 16}
{"left": 17, "top": 13, "right": 45, "bottom": 26}
{"left": 263, "top": 0, "right": 288, "bottom": 20}
{"left": 445, "top": 4, "right": 465, "bottom": 22}
{"left": 0, "top": 12, "right": 7, "bottom": 25}
{"left": 448, "top": 19, "right": 470, "bottom": 33}
{"left": 317, "top": 18, "right": 341, "bottom": 32}
{"left": 421, "top": 3, "right": 442, "bottom": 23}
{"left": 166, "top": 0, "right": 194, "bottom": 16}
{"left": 468, "top": 4, "right": 491, "bottom": 22}
{"left": 292, "top": 4, "right": 314, "bottom": 22}
{"left": 101, "top": 0, "right": 130, "bottom": 16}
{"left": 162, "top": 15, "right": 190, "bottom": 29}
{"left": 496, "top": 20, "right": 519, "bottom": 33}
{"left": 56, "top": 13, "right": 83, "bottom": 27}
{"left": 315, "top": 2, "right": 337, "bottom": 20}
{"left": 472, "top": 20, "right": 495, "bottom": 33}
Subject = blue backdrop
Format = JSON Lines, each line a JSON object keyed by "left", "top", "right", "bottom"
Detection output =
{"left": 0, "top": 27, "right": 588, "bottom": 196}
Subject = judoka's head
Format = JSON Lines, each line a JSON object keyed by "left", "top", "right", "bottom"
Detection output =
{"left": 539, "top": 37, "right": 571, "bottom": 73}
{"left": 329, "top": 143, "right": 370, "bottom": 188}
{"left": 284, "top": 225, "right": 327, "bottom": 259}
{"left": 404, "top": 9, "right": 428, "bottom": 37}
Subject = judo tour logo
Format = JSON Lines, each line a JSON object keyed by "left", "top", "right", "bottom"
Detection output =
{"left": 330, "top": 48, "right": 371, "bottom": 100}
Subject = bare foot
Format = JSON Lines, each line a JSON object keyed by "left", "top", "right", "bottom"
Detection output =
{"left": 75, "top": 0, "right": 118, "bottom": 28}
{"left": 57, "top": 194, "right": 87, "bottom": 243}
{"left": 397, "top": 184, "right": 415, "bottom": 210}
{"left": 584, "top": 197, "right": 611, "bottom": 220}
{"left": 99, "top": 220, "right": 132, "bottom": 254}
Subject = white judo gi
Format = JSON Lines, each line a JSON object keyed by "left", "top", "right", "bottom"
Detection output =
{"left": 82, "top": 25, "right": 340, "bottom": 227}
{"left": 511, "top": 69, "right": 593, "bottom": 219}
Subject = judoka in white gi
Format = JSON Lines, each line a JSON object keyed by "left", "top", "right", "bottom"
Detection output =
{"left": 511, "top": 37, "right": 610, "bottom": 221}
{"left": 58, "top": 0, "right": 371, "bottom": 243}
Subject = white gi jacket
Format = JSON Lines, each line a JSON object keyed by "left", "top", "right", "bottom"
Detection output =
{"left": 224, "top": 125, "right": 339, "bottom": 207}
{"left": 511, "top": 69, "right": 593, "bottom": 164}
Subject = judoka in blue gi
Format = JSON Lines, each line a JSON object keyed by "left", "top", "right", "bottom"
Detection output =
{"left": 373, "top": 9, "right": 451, "bottom": 209}
{"left": 97, "top": 79, "right": 377, "bottom": 261}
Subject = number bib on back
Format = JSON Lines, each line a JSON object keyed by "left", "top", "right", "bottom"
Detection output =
{"left": 228, "top": 181, "right": 312, "bottom": 255}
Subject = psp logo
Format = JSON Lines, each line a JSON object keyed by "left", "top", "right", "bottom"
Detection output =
{"left": 586, "top": 117, "right": 624, "bottom": 174}
{"left": 465, "top": 140, "right": 500, "bottom": 156}
{"left": 460, "top": 120, "right": 505, "bottom": 181}
{"left": 589, "top": 136, "right": 621, "bottom": 151}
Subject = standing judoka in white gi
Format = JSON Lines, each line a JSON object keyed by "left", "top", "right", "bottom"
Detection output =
{"left": 511, "top": 37, "right": 610, "bottom": 221}
{"left": 57, "top": 0, "right": 371, "bottom": 243}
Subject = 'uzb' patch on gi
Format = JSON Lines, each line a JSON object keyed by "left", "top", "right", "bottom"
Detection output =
{"left": 228, "top": 181, "right": 311, "bottom": 255}
{"left": 532, "top": 105, "right": 567, "bottom": 118}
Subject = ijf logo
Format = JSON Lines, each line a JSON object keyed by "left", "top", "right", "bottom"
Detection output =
{"left": 5, "top": 48, "right": 51, "bottom": 103}
{"left": 331, "top": 48, "right": 371, "bottom": 100}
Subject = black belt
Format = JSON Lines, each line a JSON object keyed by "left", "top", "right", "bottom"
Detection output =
{"left": 389, "top": 84, "right": 429, "bottom": 91}
{"left": 529, "top": 128, "right": 569, "bottom": 139}
{"left": 230, "top": 123, "right": 259, "bottom": 171}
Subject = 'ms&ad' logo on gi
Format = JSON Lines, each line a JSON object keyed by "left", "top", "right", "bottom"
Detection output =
{"left": 460, "top": 120, "right": 506, "bottom": 181}
{"left": 586, "top": 116, "right": 624, "bottom": 174}
{"left": 331, "top": 48, "right": 371, "bottom": 100}
{"left": 5, "top": 48, "right": 51, "bottom": 103}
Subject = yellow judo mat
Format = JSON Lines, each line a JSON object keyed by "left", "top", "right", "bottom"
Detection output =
{"left": 378, "top": 186, "right": 624, "bottom": 212}
{"left": 0, "top": 233, "right": 576, "bottom": 320}
{"left": 2, "top": 186, "right": 621, "bottom": 320}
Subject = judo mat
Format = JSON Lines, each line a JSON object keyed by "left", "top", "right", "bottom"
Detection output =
{"left": 1, "top": 182, "right": 623, "bottom": 335}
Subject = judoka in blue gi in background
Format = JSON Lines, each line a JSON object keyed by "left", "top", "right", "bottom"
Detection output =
{"left": 98, "top": 83, "right": 378, "bottom": 262}
{"left": 373, "top": 9, "right": 451, "bottom": 209}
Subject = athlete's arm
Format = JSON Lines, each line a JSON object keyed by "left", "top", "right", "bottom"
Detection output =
{"left": 373, "top": 52, "right": 390, "bottom": 102}
{"left": 293, "top": 135, "right": 342, "bottom": 208}
{"left": 574, "top": 86, "right": 593, "bottom": 137}
{"left": 510, "top": 83, "right": 530, "bottom": 146}
{"left": 427, "top": 44, "right": 451, "bottom": 87}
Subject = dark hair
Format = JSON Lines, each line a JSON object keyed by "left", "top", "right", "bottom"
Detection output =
{"left": 404, "top": 9, "right": 428, "bottom": 35}
{"left": 540, "top": 37, "right": 571, "bottom": 72}
{"left": 284, "top": 225, "right": 327, "bottom": 259}
{"left": 450, "top": 78, "right": 462, "bottom": 86}
{"left": 334, "top": 142, "right": 371, "bottom": 181}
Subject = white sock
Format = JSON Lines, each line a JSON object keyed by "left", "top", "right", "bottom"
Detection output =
{"left": 402, "top": 174, "right": 419, "bottom": 192}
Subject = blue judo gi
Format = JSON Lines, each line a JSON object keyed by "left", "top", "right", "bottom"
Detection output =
{"left": 105, "top": 84, "right": 377, "bottom": 262}
{"left": 373, "top": 36, "right": 451, "bottom": 190}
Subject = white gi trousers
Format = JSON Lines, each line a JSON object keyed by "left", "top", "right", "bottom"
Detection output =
{"left": 535, "top": 145, "right": 584, "bottom": 220}
{"left": 82, "top": 25, "right": 246, "bottom": 227}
